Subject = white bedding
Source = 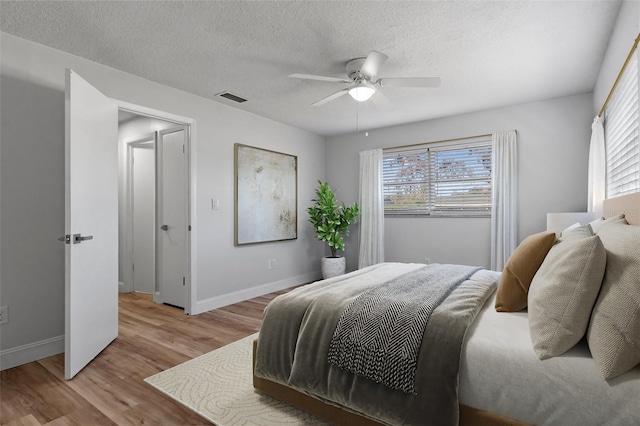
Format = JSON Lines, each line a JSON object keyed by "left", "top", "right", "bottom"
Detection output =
{"left": 460, "top": 270, "right": 640, "bottom": 426}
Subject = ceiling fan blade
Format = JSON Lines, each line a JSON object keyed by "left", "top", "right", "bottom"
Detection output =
{"left": 378, "top": 77, "right": 441, "bottom": 88}
{"left": 360, "top": 51, "right": 389, "bottom": 78}
{"left": 312, "top": 89, "right": 349, "bottom": 106}
{"left": 370, "top": 89, "right": 393, "bottom": 111}
{"left": 289, "top": 73, "right": 351, "bottom": 83}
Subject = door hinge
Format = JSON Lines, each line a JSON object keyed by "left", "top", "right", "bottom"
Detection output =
{"left": 182, "top": 277, "right": 186, "bottom": 286}
{"left": 188, "top": 225, "right": 191, "bottom": 231}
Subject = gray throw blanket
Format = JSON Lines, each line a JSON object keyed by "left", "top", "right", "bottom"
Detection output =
{"left": 255, "top": 263, "right": 498, "bottom": 426}
{"left": 327, "top": 264, "right": 481, "bottom": 394}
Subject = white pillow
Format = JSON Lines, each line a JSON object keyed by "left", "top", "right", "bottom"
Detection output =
{"left": 529, "top": 227, "right": 606, "bottom": 359}
{"left": 587, "top": 220, "right": 640, "bottom": 380}
{"left": 561, "top": 224, "right": 593, "bottom": 240}
{"left": 560, "top": 222, "right": 581, "bottom": 236}
{"left": 589, "top": 213, "right": 625, "bottom": 234}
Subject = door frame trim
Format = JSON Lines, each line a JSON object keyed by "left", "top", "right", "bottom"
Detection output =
{"left": 116, "top": 100, "right": 196, "bottom": 315}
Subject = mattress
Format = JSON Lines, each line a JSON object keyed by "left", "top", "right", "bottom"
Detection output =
{"left": 460, "top": 271, "right": 640, "bottom": 425}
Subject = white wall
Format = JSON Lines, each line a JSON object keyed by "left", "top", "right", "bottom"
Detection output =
{"left": 593, "top": 0, "right": 640, "bottom": 114}
{"left": 326, "top": 93, "right": 594, "bottom": 272}
{"left": 0, "top": 33, "right": 325, "bottom": 368}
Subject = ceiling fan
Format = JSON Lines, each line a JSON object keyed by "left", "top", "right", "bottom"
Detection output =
{"left": 289, "top": 50, "right": 441, "bottom": 107}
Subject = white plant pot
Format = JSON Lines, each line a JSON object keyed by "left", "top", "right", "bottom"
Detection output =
{"left": 321, "top": 256, "right": 346, "bottom": 279}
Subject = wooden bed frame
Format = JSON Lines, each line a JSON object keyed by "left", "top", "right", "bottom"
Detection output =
{"left": 252, "top": 340, "right": 529, "bottom": 426}
{"left": 252, "top": 193, "right": 639, "bottom": 426}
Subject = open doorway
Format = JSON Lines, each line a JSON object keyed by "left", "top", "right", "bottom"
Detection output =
{"left": 117, "top": 110, "right": 191, "bottom": 312}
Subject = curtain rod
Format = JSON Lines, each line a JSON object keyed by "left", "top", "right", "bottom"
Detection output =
{"left": 598, "top": 33, "right": 640, "bottom": 118}
{"left": 384, "top": 133, "right": 493, "bottom": 151}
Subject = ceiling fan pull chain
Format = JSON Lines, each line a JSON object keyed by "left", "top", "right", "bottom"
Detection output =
{"left": 365, "top": 101, "right": 369, "bottom": 136}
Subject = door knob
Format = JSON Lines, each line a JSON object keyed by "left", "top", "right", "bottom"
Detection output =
{"left": 72, "top": 234, "right": 93, "bottom": 244}
{"left": 161, "top": 225, "right": 169, "bottom": 231}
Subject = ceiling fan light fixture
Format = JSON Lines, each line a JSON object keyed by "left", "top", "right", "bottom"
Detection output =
{"left": 290, "top": 50, "right": 440, "bottom": 107}
{"left": 348, "top": 84, "right": 375, "bottom": 102}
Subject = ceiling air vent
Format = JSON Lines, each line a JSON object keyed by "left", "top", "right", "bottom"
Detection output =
{"left": 216, "top": 91, "right": 248, "bottom": 103}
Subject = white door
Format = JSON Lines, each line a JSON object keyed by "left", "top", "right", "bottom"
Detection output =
{"left": 132, "top": 141, "right": 156, "bottom": 294}
{"left": 65, "top": 70, "right": 118, "bottom": 379}
{"left": 157, "top": 127, "right": 188, "bottom": 308}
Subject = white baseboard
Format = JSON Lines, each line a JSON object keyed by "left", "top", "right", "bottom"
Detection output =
{"left": 193, "top": 271, "right": 321, "bottom": 315}
{"left": 0, "top": 335, "right": 64, "bottom": 371}
{"left": 0, "top": 273, "right": 322, "bottom": 369}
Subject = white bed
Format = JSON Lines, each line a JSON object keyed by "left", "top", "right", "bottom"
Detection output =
{"left": 460, "top": 284, "right": 640, "bottom": 425}
{"left": 254, "top": 193, "right": 640, "bottom": 425}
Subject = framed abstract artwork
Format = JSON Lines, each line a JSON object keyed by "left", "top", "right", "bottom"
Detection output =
{"left": 235, "top": 144, "right": 297, "bottom": 245}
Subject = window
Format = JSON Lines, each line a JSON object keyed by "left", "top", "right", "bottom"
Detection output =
{"left": 383, "top": 136, "right": 492, "bottom": 216}
{"left": 604, "top": 49, "right": 640, "bottom": 197}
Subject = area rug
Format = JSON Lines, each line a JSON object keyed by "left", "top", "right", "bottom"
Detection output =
{"left": 144, "top": 333, "right": 330, "bottom": 425}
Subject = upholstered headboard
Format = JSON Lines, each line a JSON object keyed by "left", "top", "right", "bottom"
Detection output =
{"left": 603, "top": 192, "right": 640, "bottom": 225}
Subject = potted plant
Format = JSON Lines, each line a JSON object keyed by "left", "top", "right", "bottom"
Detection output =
{"left": 308, "top": 180, "right": 360, "bottom": 279}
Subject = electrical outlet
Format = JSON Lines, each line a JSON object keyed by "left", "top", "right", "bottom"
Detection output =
{"left": 0, "top": 305, "right": 8, "bottom": 325}
{"left": 271, "top": 259, "right": 276, "bottom": 269}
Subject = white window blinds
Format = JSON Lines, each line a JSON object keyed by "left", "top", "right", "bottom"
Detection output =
{"left": 604, "top": 49, "right": 640, "bottom": 197}
{"left": 383, "top": 137, "right": 492, "bottom": 216}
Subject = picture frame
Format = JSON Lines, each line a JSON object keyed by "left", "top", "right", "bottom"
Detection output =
{"left": 235, "top": 144, "right": 298, "bottom": 245}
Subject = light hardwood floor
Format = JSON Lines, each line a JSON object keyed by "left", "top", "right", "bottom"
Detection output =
{"left": 0, "top": 288, "right": 293, "bottom": 425}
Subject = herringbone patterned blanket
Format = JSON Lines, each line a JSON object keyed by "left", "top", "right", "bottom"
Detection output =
{"left": 327, "top": 264, "right": 481, "bottom": 394}
{"left": 255, "top": 262, "right": 498, "bottom": 425}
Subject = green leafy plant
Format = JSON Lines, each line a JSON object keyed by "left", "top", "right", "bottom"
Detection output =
{"left": 307, "top": 181, "right": 360, "bottom": 258}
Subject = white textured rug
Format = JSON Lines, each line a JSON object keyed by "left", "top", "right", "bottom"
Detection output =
{"left": 144, "top": 333, "right": 330, "bottom": 425}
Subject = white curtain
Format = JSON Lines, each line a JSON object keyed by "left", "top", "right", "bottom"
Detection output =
{"left": 358, "top": 149, "right": 384, "bottom": 268}
{"left": 588, "top": 116, "right": 606, "bottom": 217}
{"left": 491, "top": 130, "right": 518, "bottom": 271}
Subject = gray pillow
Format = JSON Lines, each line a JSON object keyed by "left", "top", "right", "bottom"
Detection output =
{"left": 587, "top": 220, "right": 640, "bottom": 380}
{"left": 528, "top": 226, "right": 606, "bottom": 359}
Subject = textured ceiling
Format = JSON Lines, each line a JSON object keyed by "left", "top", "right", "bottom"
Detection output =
{"left": 0, "top": 1, "right": 622, "bottom": 136}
